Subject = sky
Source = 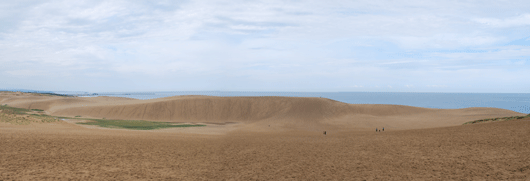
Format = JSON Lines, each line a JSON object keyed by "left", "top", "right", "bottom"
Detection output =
{"left": 1, "top": 0, "right": 529, "bottom": 93}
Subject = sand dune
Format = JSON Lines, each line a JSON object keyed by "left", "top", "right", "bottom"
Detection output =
{"left": 0, "top": 92, "right": 524, "bottom": 131}
{"left": 2, "top": 92, "right": 529, "bottom": 180}
{"left": 1, "top": 116, "right": 529, "bottom": 180}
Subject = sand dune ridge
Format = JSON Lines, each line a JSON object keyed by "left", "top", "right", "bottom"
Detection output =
{"left": 0, "top": 92, "right": 524, "bottom": 130}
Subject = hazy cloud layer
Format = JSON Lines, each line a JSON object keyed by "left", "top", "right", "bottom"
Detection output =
{"left": 1, "top": 0, "right": 529, "bottom": 92}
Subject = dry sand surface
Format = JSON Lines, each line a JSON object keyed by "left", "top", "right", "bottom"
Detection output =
{"left": 1, "top": 118, "right": 529, "bottom": 180}
{"left": 0, "top": 92, "right": 525, "bottom": 132}
{"left": 1, "top": 92, "right": 529, "bottom": 180}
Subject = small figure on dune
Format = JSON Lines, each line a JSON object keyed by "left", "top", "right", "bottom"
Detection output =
{"left": 323, "top": 131, "right": 327, "bottom": 135}
{"left": 376, "top": 128, "right": 378, "bottom": 132}
{"left": 382, "top": 127, "right": 384, "bottom": 131}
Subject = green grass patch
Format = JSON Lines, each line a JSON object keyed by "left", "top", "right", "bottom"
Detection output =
{"left": 1, "top": 109, "right": 57, "bottom": 125}
{"left": 30, "top": 113, "right": 52, "bottom": 117}
{"left": 1, "top": 105, "right": 204, "bottom": 130}
{"left": 76, "top": 119, "right": 205, "bottom": 130}
{"left": 0, "top": 105, "right": 31, "bottom": 115}
{"left": 464, "top": 114, "right": 530, "bottom": 125}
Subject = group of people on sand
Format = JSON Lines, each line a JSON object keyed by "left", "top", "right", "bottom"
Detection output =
{"left": 323, "top": 127, "right": 384, "bottom": 135}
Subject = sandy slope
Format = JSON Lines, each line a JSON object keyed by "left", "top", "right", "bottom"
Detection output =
{"left": 1, "top": 92, "right": 529, "bottom": 180}
{"left": 0, "top": 92, "right": 524, "bottom": 132}
{"left": 1, "top": 118, "right": 529, "bottom": 180}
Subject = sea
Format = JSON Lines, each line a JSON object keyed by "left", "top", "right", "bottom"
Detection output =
{"left": 55, "top": 91, "right": 530, "bottom": 114}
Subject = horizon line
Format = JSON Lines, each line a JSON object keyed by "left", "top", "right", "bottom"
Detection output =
{"left": 2, "top": 89, "right": 530, "bottom": 94}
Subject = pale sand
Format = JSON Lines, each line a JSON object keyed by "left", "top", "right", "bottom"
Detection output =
{"left": 0, "top": 91, "right": 524, "bottom": 134}
{"left": 1, "top": 92, "right": 529, "bottom": 180}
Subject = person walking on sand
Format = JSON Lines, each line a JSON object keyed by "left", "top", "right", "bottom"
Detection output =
{"left": 382, "top": 127, "right": 384, "bottom": 131}
{"left": 376, "top": 128, "right": 378, "bottom": 132}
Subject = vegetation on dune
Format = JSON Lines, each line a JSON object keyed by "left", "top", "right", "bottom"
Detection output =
{"left": 0, "top": 91, "right": 72, "bottom": 97}
{"left": 76, "top": 119, "right": 205, "bottom": 130}
{"left": 0, "top": 105, "right": 205, "bottom": 130}
{"left": 0, "top": 105, "right": 57, "bottom": 124}
{"left": 36, "top": 92, "right": 72, "bottom": 97}
{"left": 464, "top": 114, "right": 530, "bottom": 125}
{"left": 0, "top": 105, "right": 33, "bottom": 115}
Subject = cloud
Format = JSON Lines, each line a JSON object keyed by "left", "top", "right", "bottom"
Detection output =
{"left": 474, "top": 14, "right": 530, "bottom": 28}
{"left": 427, "top": 85, "right": 448, "bottom": 88}
{"left": 0, "top": 0, "right": 529, "bottom": 92}
{"left": 4, "top": 69, "right": 44, "bottom": 77}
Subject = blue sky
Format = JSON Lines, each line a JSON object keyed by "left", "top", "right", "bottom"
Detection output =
{"left": 1, "top": 0, "right": 529, "bottom": 93}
